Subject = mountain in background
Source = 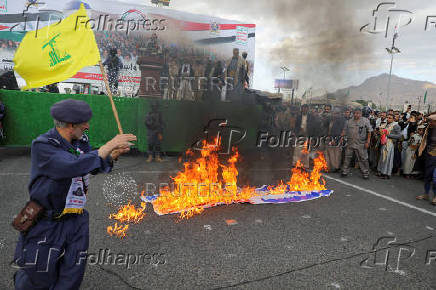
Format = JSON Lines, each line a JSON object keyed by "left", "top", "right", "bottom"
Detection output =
{"left": 329, "top": 74, "right": 436, "bottom": 107}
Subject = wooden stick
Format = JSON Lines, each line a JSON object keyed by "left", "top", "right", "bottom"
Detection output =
{"left": 99, "top": 60, "right": 123, "bottom": 134}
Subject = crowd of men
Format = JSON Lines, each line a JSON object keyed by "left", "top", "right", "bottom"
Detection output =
{"left": 267, "top": 103, "right": 436, "bottom": 205}
{"left": 97, "top": 32, "right": 252, "bottom": 99}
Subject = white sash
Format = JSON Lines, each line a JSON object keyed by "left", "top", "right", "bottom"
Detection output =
{"left": 58, "top": 148, "right": 89, "bottom": 217}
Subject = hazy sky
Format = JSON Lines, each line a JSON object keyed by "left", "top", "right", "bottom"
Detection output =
{"left": 119, "top": 0, "right": 436, "bottom": 95}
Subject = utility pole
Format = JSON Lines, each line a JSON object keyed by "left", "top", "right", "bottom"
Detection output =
{"left": 378, "top": 92, "right": 383, "bottom": 111}
{"left": 279, "top": 66, "right": 290, "bottom": 96}
{"left": 386, "top": 32, "right": 400, "bottom": 109}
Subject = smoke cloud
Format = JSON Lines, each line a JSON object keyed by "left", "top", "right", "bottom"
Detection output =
{"left": 267, "top": 0, "right": 375, "bottom": 90}
{"left": 168, "top": 0, "right": 377, "bottom": 92}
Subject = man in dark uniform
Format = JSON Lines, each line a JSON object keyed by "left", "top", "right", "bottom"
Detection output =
{"left": 13, "top": 99, "right": 136, "bottom": 289}
{"left": 145, "top": 101, "right": 164, "bottom": 162}
{"left": 103, "top": 48, "right": 123, "bottom": 94}
{"left": 0, "top": 99, "right": 5, "bottom": 140}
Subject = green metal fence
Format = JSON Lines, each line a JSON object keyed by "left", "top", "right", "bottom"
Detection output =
{"left": 0, "top": 90, "right": 262, "bottom": 152}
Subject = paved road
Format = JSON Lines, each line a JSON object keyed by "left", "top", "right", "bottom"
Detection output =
{"left": 1, "top": 149, "right": 435, "bottom": 289}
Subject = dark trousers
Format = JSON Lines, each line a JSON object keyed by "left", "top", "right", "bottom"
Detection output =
{"left": 108, "top": 72, "right": 119, "bottom": 94}
{"left": 14, "top": 211, "right": 89, "bottom": 290}
{"left": 393, "top": 144, "right": 402, "bottom": 174}
{"left": 424, "top": 153, "right": 436, "bottom": 196}
{"left": 148, "top": 133, "right": 161, "bottom": 158}
{"left": 342, "top": 145, "right": 370, "bottom": 177}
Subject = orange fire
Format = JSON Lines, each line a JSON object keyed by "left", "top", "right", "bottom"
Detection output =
{"left": 153, "top": 139, "right": 255, "bottom": 219}
{"left": 301, "top": 140, "right": 309, "bottom": 155}
{"left": 107, "top": 223, "right": 129, "bottom": 239}
{"left": 109, "top": 202, "right": 147, "bottom": 223}
{"left": 152, "top": 138, "right": 330, "bottom": 218}
{"left": 267, "top": 152, "right": 328, "bottom": 194}
{"left": 106, "top": 202, "right": 146, "bottom": 238}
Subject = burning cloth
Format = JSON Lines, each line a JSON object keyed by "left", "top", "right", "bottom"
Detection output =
{"left": 140, "top": 140, "right": 333, "bottom": 218}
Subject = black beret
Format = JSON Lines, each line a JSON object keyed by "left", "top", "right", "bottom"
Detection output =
{"left": 50, "top": 99, "right": 92, "bottom": 124}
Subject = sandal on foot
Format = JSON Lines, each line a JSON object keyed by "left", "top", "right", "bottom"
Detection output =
{"left": 416, "top": 195, "right": 429, "bottom": 200}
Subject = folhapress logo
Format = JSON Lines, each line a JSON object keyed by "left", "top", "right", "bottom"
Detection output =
{"left": 192, "top": 119, "right": 246, "bottom": 155}
{"left": 360, "top": 2, "right": 413, "bottom": 38}
{"left": 360, "top": 236, "right": 436, "bottom": 274}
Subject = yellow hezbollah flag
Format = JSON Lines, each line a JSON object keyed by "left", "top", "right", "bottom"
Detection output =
{"left": 13, "top": 4, "right": 100, "bottom": 90}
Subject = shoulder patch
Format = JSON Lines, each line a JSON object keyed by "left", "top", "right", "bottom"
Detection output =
{"left": 32, "top": 136, "right": 61, "bottom": 147}
{"left": 47, "top": 138, "right": 61, "bottom": 146}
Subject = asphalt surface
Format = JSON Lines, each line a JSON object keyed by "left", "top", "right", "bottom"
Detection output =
{"left": 1, "top": 148, "right": 436, "bottom": 289}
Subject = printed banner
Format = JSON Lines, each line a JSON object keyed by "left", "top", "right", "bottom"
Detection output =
{"left": 0, "top": 0, "right": 255, "bottom": 96}
{"left": 235, "top": 25, "right": 248, "bottom": 46}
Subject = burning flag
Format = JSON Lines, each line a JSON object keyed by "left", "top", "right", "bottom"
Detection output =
{"left": 250, "top": 153, "right": 333, "bottom": 204}
{"left": 149, "top": 139, "right": 255, "bottom": 219}
{"left": 142, "top": 139, "right": 333, "bottom": 219}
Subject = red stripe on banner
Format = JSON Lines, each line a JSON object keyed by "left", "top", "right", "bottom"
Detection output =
{"left": 0, "top": 25, "right": 10, "bottom": 30}
{"left": 219, "top": 24, "right": 256, "bottom": 30}
{"left": 72, "top": 72, "right": 103, "bottom": 80}
{"left": 71, "top": 72, "right": 140, "bottom": 83}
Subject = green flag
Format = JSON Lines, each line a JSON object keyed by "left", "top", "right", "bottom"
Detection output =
{"left": 424, "top": 90, "right": 428, "bottom": 104}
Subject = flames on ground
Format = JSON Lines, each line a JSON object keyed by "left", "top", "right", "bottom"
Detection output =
{"left": 152, "top": 139, "right": 328, "bottom": 218}
{"left": 107, "top": 139, "right": 330, "bottom": 238}
{"left": 106, "top": 202, "right": 146, "bottom": 238}
{"left": 152, "top": 139, "right": 255, "bottom": 219}
{"left": 265, "top": 154, "right": 328, "bottom": 195}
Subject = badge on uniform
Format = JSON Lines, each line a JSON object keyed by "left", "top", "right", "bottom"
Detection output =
{"left": 58, "top": 148, "right": 88, "bottom": 217}
{"left": 58, "top": 176, "right": 87, "bottom": 216}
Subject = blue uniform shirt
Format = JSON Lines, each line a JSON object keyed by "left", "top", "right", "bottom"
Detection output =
{"left": 29, "top": 128, "right": 113, "bottom": 217}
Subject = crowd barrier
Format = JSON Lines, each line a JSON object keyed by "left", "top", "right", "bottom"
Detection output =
{"left": 0, "top": 90, "right": 262, "bottom": 152}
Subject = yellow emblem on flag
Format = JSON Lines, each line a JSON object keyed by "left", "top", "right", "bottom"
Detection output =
{"left": 13, "top": 4, "right": 100, "bottom": 90}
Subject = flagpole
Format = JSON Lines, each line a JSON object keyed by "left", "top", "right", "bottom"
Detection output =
{"left": 98, "top": 61, "right": 123, "bottom": 134}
